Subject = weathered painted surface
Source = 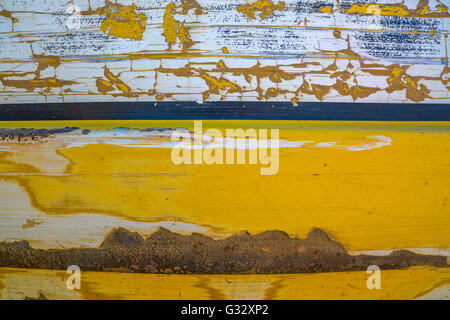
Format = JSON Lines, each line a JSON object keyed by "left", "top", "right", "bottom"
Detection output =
{"left": 0, "top": 120, "right": 449, "bottom": 299}
{"left": 0, "top": 0, "right": 449, "bottom": 104}
{"left": 0, "top": 0, "right": 449, "bottom": 300}
{"left": 1, "top": 267, "right": 449, "bottom": 300}
{"left": 0, "top": 120, "right": 448, "bottom": 251}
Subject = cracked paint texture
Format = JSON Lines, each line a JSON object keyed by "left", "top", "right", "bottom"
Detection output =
{"left": 0, "top": 0, "right": 448, "bottom": 104}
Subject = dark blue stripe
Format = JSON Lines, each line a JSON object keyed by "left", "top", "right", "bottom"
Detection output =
{"left": 0, "top": 102, "right": 449, "bottom": 121}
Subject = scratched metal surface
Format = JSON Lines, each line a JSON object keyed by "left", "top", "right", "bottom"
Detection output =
{"left": 0, "top": 0, "right": 449, "bottom": 105}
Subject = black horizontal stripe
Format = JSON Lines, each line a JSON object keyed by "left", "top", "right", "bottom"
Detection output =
{"left": 0, "top": 101, "right": 449, "bottom": 121}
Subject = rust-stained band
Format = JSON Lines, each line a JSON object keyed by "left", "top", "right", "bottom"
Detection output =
{"left": 0, "top": 227, "right": 447, "bottom": 274}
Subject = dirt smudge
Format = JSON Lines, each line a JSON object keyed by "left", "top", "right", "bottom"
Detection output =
{"left": 0, "top": 127, "right": 79, "bottom": 142}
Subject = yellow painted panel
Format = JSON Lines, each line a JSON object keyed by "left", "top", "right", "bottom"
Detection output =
{"left": 0, "top": 267, "right": 448, "bottom": 300}
{"left": 0, "top": 121, "right": 448, "bottom": 250}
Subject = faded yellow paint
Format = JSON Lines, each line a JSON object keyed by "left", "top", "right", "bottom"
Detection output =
{"left": 237, "top": 0, "right": 286, "bottom": 21}
{"left": 0, "top": 8, "right": 18, "bottom": 23}
{"left": 95, "top": 78, "right": 114, "bottom": 94}
{"left": 0, "top": 78, "right": 74, "bottom": 92}
{"left": 319, "top": 6, "right": 333, "bottom": 14}
{"left": 199, "top": 72, "right": 240, "bottom": 97}
{"left": 162, "top": 2, "right": 201, "bottom": 52}
{"left": 180, "top": 0, "right": 207, "bottom": 15}
{"left": 99, "top": 3, "right": 147, "bottom": 40}
{"left": 0, "top": 51, "right": 74, "bottom": 94}
{"left": 177, "top": 23, "right": 194, "bottom": 52}
{"left": 436, "top": 3, "right": 448, "bottom": 14}
{"left": 0, "top": 267, "right": 448, "bottom": 300}
{"left": 95, "top": 67, "right": 136, "bottom": 97}
{"left": 162, "top": 3, "right": 178, "bottom": 50}
{"left": 345, "top": 3, "right": 410, "bottom": 17}
{"left": 0, "top": 27, "right": 447, "bottom": 103}
{"left": 0, "top": 1, "right": 449, "bottom": 103}
{"left": 0, "top": 121, "right": 449, "bottom": 251}
{"left": 344, "top": 2, "right": 450, "bottom": 18}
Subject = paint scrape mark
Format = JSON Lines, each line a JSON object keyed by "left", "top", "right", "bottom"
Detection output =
{"left": 313, "top": 135, "right": 392, "bottom": 151}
